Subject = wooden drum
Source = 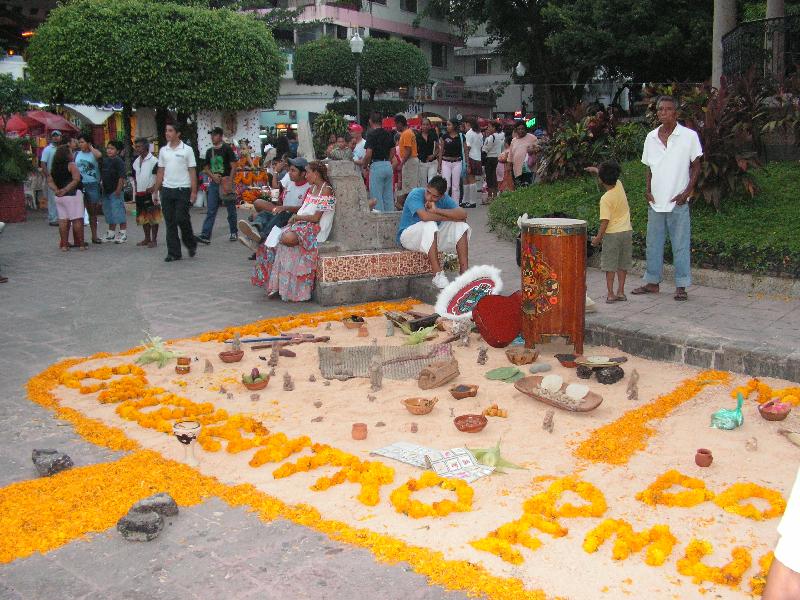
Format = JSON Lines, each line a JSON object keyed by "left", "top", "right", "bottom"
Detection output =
{"left": 520, "top": 217, "right": 587, "bottom": 355}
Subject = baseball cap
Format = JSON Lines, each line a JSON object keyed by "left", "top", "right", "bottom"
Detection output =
{"left": 288, "top": 157, "right": 308, "bottom": 170}
{"left": 210, "top": 126, "right": 224, "bottom": 135}
{"left": 50, "top": 130, "right": 62, "bottom": 137}
{"left": 348, "top": 123, "right": 363, "bottom": 133}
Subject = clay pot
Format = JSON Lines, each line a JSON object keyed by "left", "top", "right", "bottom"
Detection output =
{"left": 218, "top": 350, "right": 244, "bottom": 363}
{"left": 454, "top": 414, "right": 488, "bottom": 433}
{"left": 505, "top": 348, "right": 539, "bottom": 365}
{"left": 343, "top": 316, "right": 364, "bottom": 329}
{"left": 759, "top": 400, "right": 792, "bottom": 421}
{"left": 695, "top": 448, "right": 713, "bottom": 468}
{"left": 402, "top": 397, "right": 438, "bottom": 415}
{"left": 449, "top": 384, "right": 479, "bottom": 400}
{"left": 352, "top": 422, "right": 368, "bottom": 440}
{"left": 243, "top": 378, "right": 270, "bottom": 391}
{"left": 175, "top": 365, "right": 190, "bottom": 375}
{"left": 176, "top": 356, "right": 191, "bottom": 366}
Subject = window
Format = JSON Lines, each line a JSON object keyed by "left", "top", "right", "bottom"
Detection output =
{"left": 475, "top": 57, "right": 491, "bottom": 75}
{"left": 431, "top": 43, "right": 447, "bottom": 69}
{"left": 369, "top": 29, "right": 390, "bottom": 39}
{"left": 400, "top": 0, "right": 417, "bottom": 12}
{"left": 403, "top": 36, "right": 420, "bottom": 47}
{"left": 336, "top": 25, "right": 349, "bottom": 39}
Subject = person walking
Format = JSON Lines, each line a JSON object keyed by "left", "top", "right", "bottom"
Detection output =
{"left": 47, "top": 145, "right": 85, "bottom": 252}
{"left": 132, "top": 137, "right": 161, "bottom": 248}
{"left": 197, "top": 127, "right": 239, "bottom": 244}
{"left": 463, "top": 118, "right": 483, "bottom": 207}
{"left": 437, "top": 119, "right": 465, "bottom": 205}
{"left": 153, "top": 122, "right": 199, "bottom": 262}
{"left": 100, "top": 140, "right": 127, "bottom": 243}
{"left": 39, "top": 130, "right": 62, "bottom": 226}
{"left": 74, "top": 134, "right": 103, "bottom": 243}
{"left": 415, "top": 117, "right": 438, "bottom": 187}
{"left": 363, "top": 111, "right": 395, "bottom": 212}
{"left": 632, "top": 95, "right": 702, "bottom": 302}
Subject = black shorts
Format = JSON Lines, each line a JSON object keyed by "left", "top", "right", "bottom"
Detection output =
{"left": 484, "top": 157, "right": 498, "bottom": 188}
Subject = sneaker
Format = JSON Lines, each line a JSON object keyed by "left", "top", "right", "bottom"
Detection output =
{"left": 238, "top": 235, "right": 258, "bottom": 252}
{"left": 103, "top": 230, "right": 116, "bottom": 242}
{"left": 238, "top": 220, "right": 261, "bottom": 243}
{"left": 229, "top": 233, "right": 238, "bottom": 242}
{"left": 432, "top": 271, "right": 449, "bottom": 289}
{"left": 114, "top": 231, "right": 127, "bottom": 244}
{"left": 195, "top": 235, "right": 211, "bottom": 245}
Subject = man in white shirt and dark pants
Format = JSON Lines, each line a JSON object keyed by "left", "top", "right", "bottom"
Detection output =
{"left": 632, "top": 95, "right": 702, "bottom": 302}
{"left": 154, "top": 122, "right": 198, "bottom": 262}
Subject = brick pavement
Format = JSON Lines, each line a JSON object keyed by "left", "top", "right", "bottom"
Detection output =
{"left": 1, "top": 202, "right": 798, "bottom": 599}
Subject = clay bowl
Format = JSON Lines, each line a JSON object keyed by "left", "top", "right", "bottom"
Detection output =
{"left": 505, "top": 347, "right": 540, "bottom": 365}
{"left": 554, "top": 353, "right": 578, "bottom": 368}
{"left": 243, "top": 377, "right": 270, "bottom": 391}
{"left": 219, "top": 350, "right": 244, "bottom": 363}
{"left": 454, "top": 414, "right": 488, "bottom": 433}
{"left": 175, "top": 365, "right": 190, "bottom": 375}
{"left": 343, "top": 316, "right": 365, "bottom": 329}
{"left": 759, "top": 400, "right": 792, "bottom": 422}
{"left": 402, "top": 397, "right": 438, "bottom": 415}
{"left": 695, "top": 448, "right": 713, "bottom": 467}
{"left": 449, "top": 384, "right": 479, "bottom": 400}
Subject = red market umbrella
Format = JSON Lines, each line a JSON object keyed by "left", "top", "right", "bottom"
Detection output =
{"left": 1, "top": 113, "right": 43, "bottom": 136}
{"left": 26, "top": 110, "right": 79, "bottom": 134}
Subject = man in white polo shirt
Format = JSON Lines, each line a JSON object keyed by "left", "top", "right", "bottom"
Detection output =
{"left": 632, "top": 95, "right": 702, "bottom": 301}
{"left": 762, "top": 465, "right": 800, "bottom": 599}
{"left": 153, "top": 122, "right": 198, "bottom": 262}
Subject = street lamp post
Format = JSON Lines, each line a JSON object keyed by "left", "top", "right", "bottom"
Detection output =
{"left": 350, "top": 31, "right": 364, "bottom": 125}
{"left": 515, "top": 62, "right": 526, "bottom": 117}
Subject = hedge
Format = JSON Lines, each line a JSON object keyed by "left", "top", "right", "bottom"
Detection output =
{"left": 488, "top": 160, "right": 800, "bottom": 278}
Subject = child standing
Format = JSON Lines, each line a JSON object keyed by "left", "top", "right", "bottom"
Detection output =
{"left": 100, "top": 140, "right": 127, "bottom": 243}
{"left": 587, "top": 161, "right": 632, "bottom": 303}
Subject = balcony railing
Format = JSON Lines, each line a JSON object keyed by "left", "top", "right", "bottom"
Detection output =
{"left": 722, "top": 15, "right": 800, "bottom": 81}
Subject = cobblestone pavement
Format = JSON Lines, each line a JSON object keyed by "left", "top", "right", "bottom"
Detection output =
{"left": 2, "top": 202, "right": 799, "bottom": 599}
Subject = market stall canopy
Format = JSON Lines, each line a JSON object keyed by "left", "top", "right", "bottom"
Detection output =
{"left": 63, "top": 104, "right": 117, "bottom": 126}
{"left": 0, "top": 113, "right": 44, "bottom": 137}
{"left": 26, "top": 110, "right": 79, "bottom": 134}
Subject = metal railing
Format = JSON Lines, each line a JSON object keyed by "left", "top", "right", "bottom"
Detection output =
{"left": 722, "top": 15, "right": 800, "bottom": 81}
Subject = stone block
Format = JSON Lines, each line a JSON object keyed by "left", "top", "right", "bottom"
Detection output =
{"left": 313, "top": 277, "right": 413, "bottom": 306}
{"left": 31, "top": 448, "right": 73, "bottom": 477}
{"left": 130, "top": 492, "right": 179, "bottom": 517}
{"left": 117, "top": 510, "right": 164, "bottom": 542}
{"left": 684, "top": 347, "right": 714, "bottom": 369}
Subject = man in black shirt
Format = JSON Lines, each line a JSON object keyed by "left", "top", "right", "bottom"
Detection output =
{"left": 197, "top": 127, "right": 239, "bottom": 243}
{"left": 415, "top": 117, "right": 438, "bottom": 187}
{"left": 363, "top": 111, "right": 395, "bottom": 212}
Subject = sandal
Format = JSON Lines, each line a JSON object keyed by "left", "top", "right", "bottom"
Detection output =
{"left": 137, "top": 240, "right": 150, "bottom": 247}
{"left": 606, "top": 296, "right": 618, "bottom": 304}
{"left": 631, "top": 285, "right": 659, "bottom": 295}
{"left": 616, "top": 294, "right": 627, "bottom": 301}
{"left": 674, "top": 289, "right": 688, "bottom": 301}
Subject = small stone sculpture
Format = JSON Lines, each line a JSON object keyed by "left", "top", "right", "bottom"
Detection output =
{"left": 283, "top": 372, "right": 294, "bottom": 391}
{"left": 410, "top": 422, "right": 418, "bottom": 433}
{"left": 250, "top": 394, "right": 260, "bottom": 402}
{"left": 542, "top": 410, "right": 555, "bottom": 433}
{"left": 32, "top": 449, "right": 73, "bottom": 477}
{"left": 203, "top": 359, "right": 214, "bottom": 373}
{"left": 386, "top": 321, "right": 395, "bottom": 337}
{"left": 477, "top": 345, "right": 488, "bottom": 365}
{"left": 231, "top": 332, "right": 242, "bottom": 353}
{"left": 268, "top": 345, "right": 279, "bottom": 367}
{"left": 367, "top": 394, "right": 376, "bottom": 402}
{"left": 596, "top": 365, "right": 625, "bottom": 385}
{"left": 323, "top": 381, "right": 331, "bottom": 386}
{"left": 325, "top": 322, "right": 332, "bottom": 331}
{"left": 226, "top": 392, "right": 234, "bottom": 400}
{"left": 529, "top": 363, "right": 552, "bottom": 374}
{"left": 453, "top": 321, "right": 471, "bottom": 347}
{"left": 375, "top": 421, "right": 386, "bottom": 427}
{"left": 626, "top": 369, "right": 640, "bottom": 401}
{"left": 746, "top": 437, "right": 758, "bottom": 452}
{"left": 369, "top": 357, "right": 383, "bottom": 392}
{"left": 313, "top": 401, "right": 322, "bottom": 408}
{"left": 308, "top": 374, "right": 316, "bottom": 382}
{"left": 576, "top": 365, "right": 593, "bottom": 380}
{"left": 449, "top": 407, "right": 455, "bottom": 418}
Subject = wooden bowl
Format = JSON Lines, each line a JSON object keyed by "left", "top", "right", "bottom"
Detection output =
{"left": 505, "top": 347, "right": 539, "bottom": 365}
{"left": 402, "top": 397, "right": 438, "bottom": 415}
{"left": 449, "top": 384, "right": 479, "bottom": 400}
{"left": 343, "top": 316, "right": 365, "bottom": 329}
{"left": 243, "top": 378, "right": 270, "bottom": 391}
{"left": 554, "top": 353, "right": 578, "bottom": 368}
{"left": 219, "top": 350, "right": 244, "bottom": 363}
{"left": 759, "top": 400, "right": 791, "bottom": 422}
{"left": 454, "top": 414, "right": 488, "bottom": 433}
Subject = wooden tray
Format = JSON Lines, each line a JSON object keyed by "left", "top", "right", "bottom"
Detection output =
{"left": 514, "top": 375, "right": 603, "bottom": 412}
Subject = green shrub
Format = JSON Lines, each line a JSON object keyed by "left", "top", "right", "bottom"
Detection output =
{"left": 325, "top": 98, "right": 408, "bottom": 125}
{"left": 489, "top": 160, "right": 800, "bottom": 277}
{"left": 0, "top": 135, "right": 36, "bottom": 184}
{"left": 311, "top": 110, "right": 348, "bottom": 159}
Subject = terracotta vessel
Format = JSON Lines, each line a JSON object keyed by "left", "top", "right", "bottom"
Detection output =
{"left": 449, "top": 384, "right": 479, "bottom": 400}
{"left": 759, "top": 400, "right": 792, "bottom": 422}
{"left": 554, "top": 353, "right": 578, "bottom": 368}
{"left": 402, "top": 397, "right": 438, "bottom": 415}
{"left": 219, "top": 350, "right": 244, "bottom": 363}
{"left": 357, "top": 325, "right": 369, "bottom": 337}
{"left": 695, "top": 448, "right": 713, "bottom": 467}
{"left": 176, "top": 356, "right": 191, "bottom": 366}
{"left": 505, "top": 347, "right": 539, "bottom": 365}
{"left": 243, "top": 377, "right": 270, "bottom": 391}
{"left": 352, "top": 422, "right": 368, "bottom": 440}
{"left": 175, "top": 365, "right": 190, "bottom": 375}
{"left": 343, "top": 316, "right": 365, "bottom": 329}
{"left": 454, "top": 414, "right": 488, "bottom": 433}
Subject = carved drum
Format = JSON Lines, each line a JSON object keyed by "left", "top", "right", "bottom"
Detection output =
{"left": 520, "top": 218, "right": 587, "bottom": 354}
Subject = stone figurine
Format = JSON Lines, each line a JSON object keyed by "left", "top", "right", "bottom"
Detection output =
{"left": 283, "top": 372, "right": 294, "bottom": 391}
{"left": 386, "top": 321, "right": 395, "bottom": 337}
{"left": 268, "top": 345, "right": 280, "bottom": 367}
{"left": 231, "top": 332, "right": 242, "bottom": 353}
{"left": 203, "top": 359, "right": 214, "bottom": 373}
{"left": 369, "top": 357, "right": 383, "bottom": 392}
{"left": 626, "top": 369, "right": 640, "bottom": 401}
{"left": 477, "top": 345, "right": 488, "bottom": 366}
{"left": 542, "top": 410, "right": 555, "bottom": 433}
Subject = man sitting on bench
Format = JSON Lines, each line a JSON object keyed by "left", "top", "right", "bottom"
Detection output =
{"left": 397, "top": 175, "right": 470, "bottom": 290}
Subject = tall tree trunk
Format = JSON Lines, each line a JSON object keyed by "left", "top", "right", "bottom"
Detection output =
{"left": 712, "top": 0, "right": 737, "bottom": 87}
{"left": 122, "top": 103, "right": 133, "bottom": 173}
{"left": 767, "top": 0, "right": 785, "bottom": 81}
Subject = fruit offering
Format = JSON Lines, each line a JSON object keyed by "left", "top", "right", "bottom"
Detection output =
{"left": 482, "top": 403, "right": 508, "bottom": 418}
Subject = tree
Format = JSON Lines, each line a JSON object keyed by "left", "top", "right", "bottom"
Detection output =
{"left": 26, "top": 0, "right": 284, "bottom": 152}
{"left": 0, "top": 74, "right": 28, "bottom": 133}
{"left": 293, "top": 37, "right": 429, "bottom": 102}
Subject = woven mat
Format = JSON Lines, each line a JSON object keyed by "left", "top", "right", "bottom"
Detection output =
{"left": 318, "top": 344, "right": 453, "bottom": 380}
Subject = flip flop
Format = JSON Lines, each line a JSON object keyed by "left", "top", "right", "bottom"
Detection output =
{"left": 631, "top": 285, "right": 659, "bottom": 295}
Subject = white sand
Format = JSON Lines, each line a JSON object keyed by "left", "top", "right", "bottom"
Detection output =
{"left": 54, "top": 306, "right": 800, "bottom": 599}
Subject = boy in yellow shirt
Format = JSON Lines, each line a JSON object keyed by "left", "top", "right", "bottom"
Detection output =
{"left": 587, "top": 161, "right": 632, "bottom": 303}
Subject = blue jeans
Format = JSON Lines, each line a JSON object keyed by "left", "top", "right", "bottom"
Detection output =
{"left": 46, "top": 188, "right": 58, "bottom": 223}
{"left": 644, "top": 203, "right": 691, "bottom": 288}
{"left": 200, "top": 181, "right": 237, "bottom": 239}
{"left": 369, "top": 160, "right": 395, "bottom": 212}
{"left": 101, "top": 192, "right": 126, "bottom": 225}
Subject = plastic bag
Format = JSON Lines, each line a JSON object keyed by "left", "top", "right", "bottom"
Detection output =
{"left": 710, "top": 392, "right": 744, "bottom": 430}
